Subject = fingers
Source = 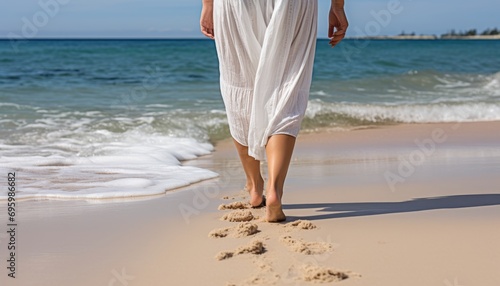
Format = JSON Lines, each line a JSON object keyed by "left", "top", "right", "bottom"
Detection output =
{"left": 328, "top": 23, "right": 346, "bottom": 48}
{"left": 201, "top": 25, "right": 215, "bottom": 39}
{"left": 200, "top": 19, "right": 215, "bottom": 39}
{"left": 328, "top": 19, "right": 348, "bottom": 48}
{"left": 329, "top": 25, "right": 347, "bottom": 47}
{"left": 328, "top": 24, "right": 334, "bottom": 39}
{"left": 329, "top": 32, "right": 345, "bottom": 48}
{"left": 200, "top": 4, "right": 215, "bottom": 40}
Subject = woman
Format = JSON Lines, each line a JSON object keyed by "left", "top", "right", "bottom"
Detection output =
{"left": 200, "top": 0, "right": 348, "bottom": 222}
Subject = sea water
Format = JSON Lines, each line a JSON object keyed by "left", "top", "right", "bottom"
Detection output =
{"left": 0, "top": 39, "right": 499, "bottom": 200}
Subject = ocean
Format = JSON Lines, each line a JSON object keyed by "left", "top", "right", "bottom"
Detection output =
{"left": 1, "top": 39, "right": 499, "bottom": 200}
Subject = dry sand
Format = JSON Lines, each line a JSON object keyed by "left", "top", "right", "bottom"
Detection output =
{"left": 0, "top": 122, "right": 499, "bottom": 285}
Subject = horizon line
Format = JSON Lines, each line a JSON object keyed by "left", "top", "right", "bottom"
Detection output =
{"left": 0, "top": 37, "right": 337, "bottom": 41}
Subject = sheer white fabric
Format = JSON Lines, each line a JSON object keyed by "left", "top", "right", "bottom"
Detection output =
{"left": 214, "top": 0, "right": 318, "bottom": 160}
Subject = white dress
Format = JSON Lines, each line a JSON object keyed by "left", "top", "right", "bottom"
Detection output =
{"left": 214, "top": 0, "right": 318, "bottom": 160}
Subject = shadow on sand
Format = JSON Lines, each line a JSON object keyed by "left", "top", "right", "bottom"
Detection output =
{"left": 284, "top": 194, "right": 500, "bottom": 221}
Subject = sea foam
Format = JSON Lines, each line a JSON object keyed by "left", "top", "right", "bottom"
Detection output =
{"left": 305, "top": 100, "right": 500, "bottom": 125}
{"left": 0, "top": 132, "right": 217, "bottom": 201}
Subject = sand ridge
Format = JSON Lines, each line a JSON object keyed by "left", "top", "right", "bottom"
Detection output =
{"left": 301, "top": 265, "right": 351, "bottom": 283}
{"left": 208, "top": 222, "right": 259, "bottom": 238}
{"left": 216, "top": 240, "right": 266, "bottom": 261}
{"left": 218, "top": 201, "right": 250, "bottom": 210}
{"left": 221, "top": 209, "right": 255, "bottom": 222}
{"left": 284, "top": 219, "right": 317, "bottom": 230}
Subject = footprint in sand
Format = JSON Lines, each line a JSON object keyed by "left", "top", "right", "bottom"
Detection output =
{"left": 221, "top": 210, "right": 255, "bottom": 222}
{"left": 302, "top": 265, "right": 359, "bottom": 283}
{"left": 208, "top": 223, "right": 259, "bottom": 238}
{"left": 215, "top": 240, "right": 265, "bottom": 261}
{"left": 218, "top": 201, "right": 250, "bottom": 210}
{"left": 284, "top": 220, "right": 317, "bottom": 230}
{"left": 280, "top": 236, "right": 332, "bottom": 255}
{"left": 227, "top": 258, "right": 282, "bottom": 285}
{"left": 209, "top": 228, "right": 231, "bottom": 238}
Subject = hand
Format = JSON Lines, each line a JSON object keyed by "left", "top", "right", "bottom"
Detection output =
{"left": 328, "top": 1, "right": 348, "bottom": 48}
{"left": 200, "top": 1, "right": 214, "bottom": 39}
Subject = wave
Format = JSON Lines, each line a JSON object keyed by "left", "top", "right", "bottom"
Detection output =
{"left": 304, "top": 100, "right": 500, "bottom": 127}
{"left": 306, "top": 71, "right": 500, "bottom": 126}
{"left": 0, "top": 102, "right": 222, "bottom": 201}
{"left": 312, "top": 71, "right": 500, "bottom": 104}
{"left": 0, "top": 132, "right": 217, "bottom": 201}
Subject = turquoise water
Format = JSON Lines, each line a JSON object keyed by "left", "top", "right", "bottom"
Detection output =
{"left": 0, "top": 39, "right": 499, "bottom": 199}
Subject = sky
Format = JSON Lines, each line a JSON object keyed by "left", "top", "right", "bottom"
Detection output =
{"left": 0, "top": 0, "right": 499, "bottom": 39}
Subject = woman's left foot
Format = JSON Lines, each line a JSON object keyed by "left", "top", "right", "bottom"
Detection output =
{"left": 246, "top": 185, "right": 265, "bottom": 208}
{"left": 251, "top": 195, "right": 266, "bottom": 208}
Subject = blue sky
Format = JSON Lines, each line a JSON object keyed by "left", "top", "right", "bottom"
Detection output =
{"left": 1, "top": 0, "right": 499, "bottom": 38}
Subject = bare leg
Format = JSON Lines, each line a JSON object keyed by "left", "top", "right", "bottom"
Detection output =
{"left": 232, "top": 139, "right": 265, "bottom": 207}
{"left": 265, "top": 134, "right": 296, "bottom": 222}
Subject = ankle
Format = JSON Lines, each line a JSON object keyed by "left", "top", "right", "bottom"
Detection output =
{"left": 266, "top": 187, "right": 282, "bottom": 206}
{"left": 245, "top": 178, "right": 264, "bottom": 193}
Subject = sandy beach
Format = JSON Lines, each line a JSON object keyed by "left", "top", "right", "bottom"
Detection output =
{"left": 1, "top": 121, "right": 499, "bottom": 285}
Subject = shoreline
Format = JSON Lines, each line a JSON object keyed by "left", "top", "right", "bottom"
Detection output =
{"left": 0, "top": 121, "right": 499, "bottom": 285}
